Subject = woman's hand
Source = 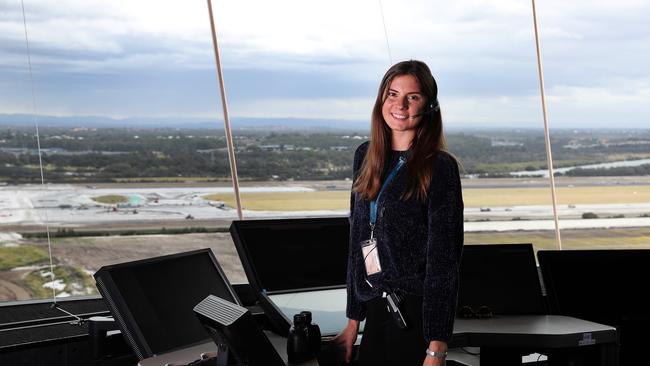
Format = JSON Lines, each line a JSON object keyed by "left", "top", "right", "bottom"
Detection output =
{"left": 423, "top": 341, "right": 447, "bottom": 366}
{"left": 332, "top": 319, "right": 359, "bottom": 363}
{"left": 423, "top": 355, "right": 445, "bottom": 366}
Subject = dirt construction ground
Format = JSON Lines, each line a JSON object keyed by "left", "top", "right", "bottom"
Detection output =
{"left": 0, "top": 232, "right": 246, "bottom": 301}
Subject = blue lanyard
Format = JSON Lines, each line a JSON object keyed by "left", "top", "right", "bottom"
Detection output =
{"left": 369, "top": 156, "right": 405, "bottom": 234}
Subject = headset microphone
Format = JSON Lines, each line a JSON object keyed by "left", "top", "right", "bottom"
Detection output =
{"left": 408, "top": 99, "right": 440, "bottom": 119}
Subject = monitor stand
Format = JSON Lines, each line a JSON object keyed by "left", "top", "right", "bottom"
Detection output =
{"left": 215, "top": 342, "right": 230, "bottom": 366}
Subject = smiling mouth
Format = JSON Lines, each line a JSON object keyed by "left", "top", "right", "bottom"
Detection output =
{"left": 391, "top": 113, "right": 409, "bottom": 120}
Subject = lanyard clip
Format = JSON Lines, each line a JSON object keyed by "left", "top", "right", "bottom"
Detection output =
{"left": 369, "top": 223, "right": 375, "bottom": 240}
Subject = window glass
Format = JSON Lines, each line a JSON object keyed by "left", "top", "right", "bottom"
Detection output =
{"left": 216, "top": 0, "right": 557, "bottom": 254}
{"left": 0, "top": 1, "right": 243, "bottom": 302}
{"left": 455, "top": 0, "right": 650, "bottom": 253}
{"left": 532, "top": 1, "right": 650, "bottom": 251}
{"left": 2, "top": 0, "right": 649, "bottom": 304}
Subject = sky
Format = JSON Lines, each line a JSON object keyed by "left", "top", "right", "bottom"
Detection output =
{"left": 1, "top": 0, "right": 649, "bottom": 128}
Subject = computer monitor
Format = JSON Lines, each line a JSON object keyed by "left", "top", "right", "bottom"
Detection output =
{"left": 194, "top": 295, "right": 285, "bottom": 366}
{"left": 229, "top": 217, "right": 352, "bottom": 336}
{"left": 538, "top": 249, "right": 650, "bottom": 365}
{"left": 538, "top": 249, "right": 650, "bottom": 320}
{"left": 94, "top": 249, "right": 240, "bottom": 360}
{"left": 458, "top": 243, "right": 547, "bottom": 316}
{"left": 230, "top": 216, "right": 349, "bottom": 294}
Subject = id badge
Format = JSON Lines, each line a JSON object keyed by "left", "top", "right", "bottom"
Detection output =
{"left": 361, "top": 238, "right": 382, "bottom": 276}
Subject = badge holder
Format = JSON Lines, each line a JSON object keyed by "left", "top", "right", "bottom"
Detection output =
{"left": 361, "top": 234, "right": 382, "bottom": 277}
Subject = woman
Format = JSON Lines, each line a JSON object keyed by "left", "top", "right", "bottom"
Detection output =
{"left": 333, "top": 60, "right": 464, "bottom": 366}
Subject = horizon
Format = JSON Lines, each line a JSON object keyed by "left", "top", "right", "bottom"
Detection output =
{"left": 1, "top": 112, "right": 650, "bottom": 132}
{"left": 1, "top": 1, "right": 650, "bottom": 129}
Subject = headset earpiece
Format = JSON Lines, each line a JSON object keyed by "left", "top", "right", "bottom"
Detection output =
{"left": 431, "top": 99, "right": 440, "bottom": 112}
{"left": 409, "top": 99, "right": 440, "bottom": 119}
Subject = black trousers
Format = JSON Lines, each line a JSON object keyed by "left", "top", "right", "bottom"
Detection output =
{"left": 358, "top": 294, "right": 428, "bottom": 366}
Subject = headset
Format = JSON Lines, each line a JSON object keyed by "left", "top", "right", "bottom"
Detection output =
{"left": 409, "top": 98, "right": 440, "bottom": 119}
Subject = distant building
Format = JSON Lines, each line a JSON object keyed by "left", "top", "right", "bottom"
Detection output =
{"left": 491, "top": 139, "right": 524, "bottom": 147}
{"left": 259, "top": 145, "right": 281, "bottom": 151}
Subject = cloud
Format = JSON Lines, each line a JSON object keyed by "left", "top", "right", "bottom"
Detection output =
{"left": 544, "top": 81, "right": 650, "bottom": 127}
{"left": 0, "top": 0, "right": 649, "bottom": 127}
{"left": 229, "top": 97, "right": 374, "bottom": 120}
{"left": 443, "top": 75, "right": 650, "bottom": 128}
{"left": 1, "top": 0, "right": 215, "bottom": 73}
{"left": 549, "top": 81, "right": 650, "bottom": 104}
{"left": 443, "top": 94, "right": 541, "bottom": 127}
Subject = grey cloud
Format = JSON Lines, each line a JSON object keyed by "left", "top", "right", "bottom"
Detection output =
{"left": 1, "top": 0, "right": 649, "bottom": 127}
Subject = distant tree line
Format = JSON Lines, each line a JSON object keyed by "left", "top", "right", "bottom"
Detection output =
{"left": 1, "top": 127, "right": 650, "bottom": 183}
{"left": 562, "top": 164, "right": 650, "bottom": 177}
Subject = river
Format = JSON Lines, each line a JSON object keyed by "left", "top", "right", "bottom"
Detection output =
{"left": 510, "top": 158, "right": 650, "bottom": 178}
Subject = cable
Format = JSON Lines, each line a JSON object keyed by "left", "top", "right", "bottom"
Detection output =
{"left": 21, "top": 0, "right": 82, "bottom": 326}
{"left": 51, "top": 303, "right": 85, "bottom": 326}
{"left": 378, "top": 0, "right": 393, "bottom": 65}
{"left": 20, "top": 0, "right": 57, "bottom": 300}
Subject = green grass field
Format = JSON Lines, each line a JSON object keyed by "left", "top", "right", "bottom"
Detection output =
{"left": 466, "top": 228, "right": 650, "bottom": 249}
{"left": 115, "top": 177, "right": 224, "bottom": 183}
{"left": 465, "top": 227, "right": 650, "bottom": 256}
{"left": 23, "top": 265, "right": 97, "bottom": 298}
{"left": 92, "top": 195, "right": 129, "bottom": 204}
{"left": 463, "top": 185, "right": 650, "bottom": 207}
{"left": 202, "top": 185, "right": 650, "bottom": 211}
{"left": 0, "top": 246, "right": 50, "bottom": 270}
{"left": 203, "top": 191, "right": 351, "bottom": 211}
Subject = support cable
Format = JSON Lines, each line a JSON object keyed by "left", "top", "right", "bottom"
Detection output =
{"left": 20, "top": 0, "right": 57, "bottom": 302}
{"left": 531, "top": 0, "right": 562, "bottom": 250}
{"left": 21, "top": 0, "right": 83, "bottom": 323}
{"left": 378, "top": 0, "right": 393, "bottom": 65}
{"left": 206, "top": 0, "right": 244, "bottom": 220}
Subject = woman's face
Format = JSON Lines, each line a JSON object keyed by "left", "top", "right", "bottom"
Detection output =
{"left": 381, "top": 74, "right": 427, "bottom": 135}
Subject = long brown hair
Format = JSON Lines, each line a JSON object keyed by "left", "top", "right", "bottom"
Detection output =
{"left": 354, "top": 60, "right": 450, "bottom": 201}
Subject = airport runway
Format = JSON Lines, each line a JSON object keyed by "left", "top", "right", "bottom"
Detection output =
{"left": 2, "top": 181, "right": 650, "bottom": 232}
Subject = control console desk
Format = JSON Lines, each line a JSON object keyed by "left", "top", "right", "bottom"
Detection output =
{"left": 451, "top": 315, "right": 618, "bottom": 366}
{"left": 138, "top": 332, "right": 319, "bottom": 366}
{"left": 138, "top": 314, "right": 617, "bottom": 366}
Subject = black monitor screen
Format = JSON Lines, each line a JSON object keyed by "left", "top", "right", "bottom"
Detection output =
{"left": 95, "top": 249, "right": 239, "bottom": 358}
{"left": 230, "top": 217, "right": 349, "bottom": 293}
{"left": 458, "top": 243, "right": 546, "bottom": 315}
{"left": 538, "top": 249, "right": 650, "bottom": 321}
{"left": 538, "top": 249, "right": 650, "bottom": 365}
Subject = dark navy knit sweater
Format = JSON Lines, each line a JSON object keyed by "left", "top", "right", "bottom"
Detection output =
{"left": 346, "top": 141, "right": 464, "bottom": 342}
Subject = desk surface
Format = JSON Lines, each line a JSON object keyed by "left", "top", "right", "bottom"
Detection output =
{"left": 138, "top": 332, "right": 319, "bottom": 366}
{"left": 138, "top": 341, "right": 214, "bottom": 366}
{"left": 139, "top": 315, "right": 616, "bottom": 366}
{"left": 451, "top": 315, "right": 617, "bottom": 349}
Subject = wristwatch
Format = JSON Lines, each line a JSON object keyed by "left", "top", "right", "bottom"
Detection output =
{"left": 425, "top": 349, "right": 448, "bottom": 359}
